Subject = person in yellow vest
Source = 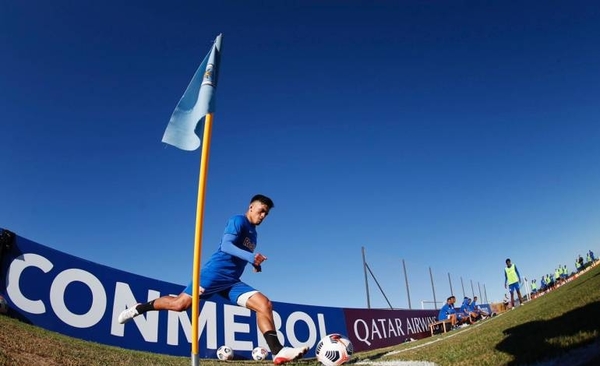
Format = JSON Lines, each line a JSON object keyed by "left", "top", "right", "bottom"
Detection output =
{"left": 554, "top": 267, "right": 562, "bottom": 287}
{"left": 530, "top": 279, "right": 537, "bottom": 299}
{"left": 586, "top": 252, "right": 592, "bottom": 267}
{"left": 504, "top": 258, "right": 524, "bottom": 308}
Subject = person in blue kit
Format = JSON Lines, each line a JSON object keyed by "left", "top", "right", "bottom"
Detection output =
{"left": 504, "top": 258, "right": 524, "bottom": 308}
{"left": 437, "top": 296, "right": 458, "bottom": 328}
{"left": 118, "top": 194, "right": 308, "bottom": 364}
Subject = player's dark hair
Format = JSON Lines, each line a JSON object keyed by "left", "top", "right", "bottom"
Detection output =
{"left": 251, "top": 194, "right": 274, "bottom": 209}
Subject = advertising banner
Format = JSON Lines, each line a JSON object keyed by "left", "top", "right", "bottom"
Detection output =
{"left": 0, "top": 230, "right": 436, "bottom": 359}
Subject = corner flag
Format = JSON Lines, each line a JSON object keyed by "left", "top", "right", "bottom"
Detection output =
{"left": 162, "top": 34, "right": 222, "bottom": 151}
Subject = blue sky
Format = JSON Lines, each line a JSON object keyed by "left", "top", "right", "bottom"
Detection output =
{"left": 2, "top": 1, "right": 600, "bottom": 310}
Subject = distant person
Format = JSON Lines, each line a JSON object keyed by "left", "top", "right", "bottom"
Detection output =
{"left": 589, "top": 250, "right": 596, "bottom": 263}
{"left": 117, "top": 194, "right": 308, "bottom": 365}
{"left": 546, "top": 273, "right": 554, "bottom": 289}
{"left": 503, "top": 293, "right": 509, "bottom": 309}
{"left": 554, "top": 267, "right": 562, "bottom": 287}
{"left": 458, "top": 297, "right": 477, "bottom": 324}
{"left": 530, "top": 279, "right": 538, "bottom": 299}
{"left": 471, "top": 295, "right": 489, "bottom": 319}
{"left": 504, "top": 258, "right": 524, "bottom": 308}
{"left": 540, "top": 276, "right": 547, "bottom": 292}
{"left": 438, "top": 296, "right": 458, "bottom": 328}
{"left": 463, "top": 297, "right": 481, "bottom": 322}
{"left": 561, "top": 264, "right": 568, "bottom": 281}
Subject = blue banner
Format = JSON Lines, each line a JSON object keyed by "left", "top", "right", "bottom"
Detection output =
{"left": 0, "top": 230, "right": 436, "bottom": 359}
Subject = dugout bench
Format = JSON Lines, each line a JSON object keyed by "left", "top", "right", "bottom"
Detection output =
{"left": 428, "top": 319, "right": 453, "bottom": 336}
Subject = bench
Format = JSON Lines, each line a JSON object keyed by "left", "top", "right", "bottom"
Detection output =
{"left": 429, "top": 319, "right": 453, "bottom": 336}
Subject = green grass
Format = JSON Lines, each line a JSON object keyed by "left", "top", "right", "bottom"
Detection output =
{"left": 1, "top": 264, "right": 600, "bottom": 366}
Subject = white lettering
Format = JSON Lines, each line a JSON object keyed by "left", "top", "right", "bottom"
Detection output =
{"left": 352, "top": 317, "right": 406, "bottom": 345}
{"left": 353, "top": 319, "right": 371, "bottom": 346}
{"left": 4, "top": 252, "right": 332, "bottom": 356}
{"left": 371, "top": 319, "right": 382, "bottom": 339}
{"left": 285, "top": 311, "right": 317, "bottom": 348}
{"left": 224, "top": 304, "right": 252, "bottom": 350}
{"left": 406, "top": 317, "right": 414, "bottom": 333}
{"left": 396, "top": 318, "right": 405, "bottom": 336}
{"left": 50, "top": 268, "right": 106, "bottom": 328}
{"left": 387, "top": 318, "right": 398, "bottom": 338}
{"left": 111, "top": 282, "right": 160, "bottom": 341}
{"left": 317, "top": 313, "right": 327, "bottom": 340}
{"left": 6, "top": 253, "right": 52, "bottom": 314}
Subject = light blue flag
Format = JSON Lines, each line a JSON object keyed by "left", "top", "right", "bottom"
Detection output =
{"left": 162, "top": 34, "right": 222, "bottom": 151}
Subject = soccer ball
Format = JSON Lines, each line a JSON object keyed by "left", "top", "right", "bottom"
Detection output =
{"left": 216, "top": 345, "right": 234, "bottom": 360}
{"left": 0, "top": 295, "right": 8, "bottom": 315}
{"left": 251, "top": 346, "right": 269, "bottom": 361}
{"left": 315, "top": 333, "right": 353, "bottom": 366}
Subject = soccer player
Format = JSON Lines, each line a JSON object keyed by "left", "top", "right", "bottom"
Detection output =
{"left": 471, "top": 296, "right": 489, "bottom": 318}
{"left": 437, "top": 296, "right": 458, "bottom": 328}
{"left": 504, "top": 258, "right": 524, "bottom": 308}
{"left": 458, "top": 297, "right": 475, "bottom": 324}
{"left": 554, "top": 267, "right": 562, "bottom": 287}
{"left": 117, "top": 194, "right": 308, "bottom": 364}
{"left": 530, "top": 279, "right": 538, "bottom": 299}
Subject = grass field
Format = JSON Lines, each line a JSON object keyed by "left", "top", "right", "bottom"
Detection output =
{"left": 1, "top": 263, "right": 600, "bottom": 366}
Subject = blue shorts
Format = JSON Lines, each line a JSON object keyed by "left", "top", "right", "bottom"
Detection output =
{"left": 508, "top": 283, "right": 520, "bottom": 293}
{"left": 183, "top": 279, "right": 256, "bottom": 304}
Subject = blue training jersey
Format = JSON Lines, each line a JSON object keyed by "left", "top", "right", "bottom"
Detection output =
{"left": 459, "top": 298, "right": 470, "bottom": 314}
{"left": 469, "top": 300, "right": 477, "bottom": 312}
{"left": 201, "top": 215, "right": 257, "bottom": 283}
{"left": 438, "top": 303, "right": 455, "bottom": 321}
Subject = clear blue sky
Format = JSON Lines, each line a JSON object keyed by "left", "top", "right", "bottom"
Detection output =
{"left": 2, "top": 1, "right": 600, "bottom": 309}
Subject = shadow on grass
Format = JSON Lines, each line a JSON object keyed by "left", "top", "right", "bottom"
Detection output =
{"left": 496, "top": 301, "right": 600, "bottom": 365}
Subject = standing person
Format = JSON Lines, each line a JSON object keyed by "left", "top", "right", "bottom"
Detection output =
{"left": 530, "top": 279, "right": 538, "bottom": 299}
{"left": 504, "top": 258, "right": 524, "bottom": 308}
{"left": 118, "top": 194, "right": 308, "bottom": 365}
{"left": 554, "top": 267, "right": 562, "bottom": 287}
{"left": 578, "top": 255, "right": 584, "bottom": 270}
{"left": 586, "top": 252, "right": 592, "bottom": 267}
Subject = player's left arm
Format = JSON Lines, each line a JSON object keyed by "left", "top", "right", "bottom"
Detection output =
{"left": 220, "top": 234, "right": 255, "bottom": 262}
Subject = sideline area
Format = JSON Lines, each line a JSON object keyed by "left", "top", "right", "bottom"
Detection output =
{"left": 358, "top": 362, "right": 438, "bottom": 366}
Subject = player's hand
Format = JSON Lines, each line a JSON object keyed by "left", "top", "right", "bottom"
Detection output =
{"left": 253, "top": 253, "right": 267, "bottom": 267}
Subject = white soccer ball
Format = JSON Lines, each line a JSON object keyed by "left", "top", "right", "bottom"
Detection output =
{"left": 216, "top": 345, "right": 234, "bottom": 360}
{"left": 315, "top": 333, "right": 353, "bottom": 366}
{"left": 251, "top": 346, "right": 269, "bottom": 361}
{"left": 0, "top": 295, "right": 8, "bottom": 315}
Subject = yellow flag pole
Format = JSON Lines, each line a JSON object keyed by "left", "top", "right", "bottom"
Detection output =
{"left": 191, "top": 113, "right": 214, "bottom": 366}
